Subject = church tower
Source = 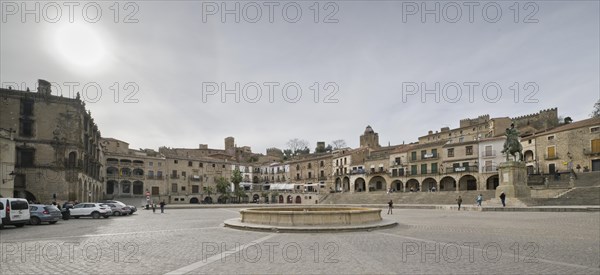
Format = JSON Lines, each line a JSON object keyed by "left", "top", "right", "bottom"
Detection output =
{"left": 360, "top": 125, "right": 380, "bottom": 148}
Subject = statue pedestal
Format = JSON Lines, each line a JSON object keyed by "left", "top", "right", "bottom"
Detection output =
{"left": 496, "top": 161, "right": 530, "bottom": 198}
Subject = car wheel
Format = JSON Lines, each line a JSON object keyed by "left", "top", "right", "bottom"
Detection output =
{"left": 30, "top": 217, "right": 41, "bottom": 225}
{"left": 103, "top": 215, "right": 110, "bottom": 219}
{"left": 15, "top": 223, "right": 25, "bottom": 228}
{"left": 49, "top": 221, "right": 58, "bottom": 224}
{"left": 92, "top": 212, "right": 101, "bottom": 219}
{"left": 114, "top": 211, "right": 121, "bottom": 216}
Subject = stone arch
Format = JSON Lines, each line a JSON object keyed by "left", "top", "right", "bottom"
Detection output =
{"left": 279, "top": 195, "right": 284, "bottom": 203}
{"left": 368, "top": 176, "right": 387, "bottom": 192}
{"left": 132, "top": 181, "right": 144, "bottom": 195}
{"left": 422, "top": 177, "right": 437, "bottom": 191}
{"left": 523, "top": 150, "right": 534, "bottom": 162}
{"left": 459, "top": 175, "right": 478, "bottom": 190}
{"left": 354, "top": 177, "right": 366, "bottom": 192}
{"left": 391, "top": 180, "right": 403, "bottom": 192}
{"left": 486, "top": 175, "right": 499, "bottom": 190}
{"left": 132, "top": 168, "right": 144, "bottom": 176}
{"left": 406, "top": 179, "right": 419, "bottom": 191}
{"left": 253, "top": 194, "right": 260, "bottom": 202}
{"left": 120, "top": 167, "right": 132, "bottom": 177}
{"left": 287, "top": 195, "right": 293, "bottom": 203}
{"left": 107, "top": 167, "right": 118, "bottom": 177}
{"left": 68, "top": 151, "right": 77, "bottom": 168}
{"left": 440, "top": 176, "right": 456, "bottom": 191}
{"left": 295, "top": 195, "right": 302, "bottom": 203}
{"left": 190, "top": 197, "right": 199, "bottom": 203}
{"left": 121, "top": 180, "right": 132, "bottom": 194}
{"left": 335, "top": 177, "right": 342, "bottom": 192}
{"left": 343, "top": 177, "right": 350, "bottom": 191}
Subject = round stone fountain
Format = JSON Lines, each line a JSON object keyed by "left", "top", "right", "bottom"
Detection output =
{"left": 224, "top": 206, "right": 397, "bottom": 232}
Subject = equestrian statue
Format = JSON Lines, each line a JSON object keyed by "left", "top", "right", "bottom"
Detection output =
{"left": 501, "top": 123, "right": 523, "bottom": 162}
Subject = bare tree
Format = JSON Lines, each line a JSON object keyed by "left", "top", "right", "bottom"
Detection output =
{"left": 331, "top": 139, "right": 347, "bottom": 150}
{"left": 286, "top": 138, "right": 309, "bottom": 154}
{"left": 592, "top": 99, "right": 600, "bottom": 118}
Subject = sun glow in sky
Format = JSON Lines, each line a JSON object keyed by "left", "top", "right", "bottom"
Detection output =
{"left": 54, "top": 24, "right": 107, "bottom": 69}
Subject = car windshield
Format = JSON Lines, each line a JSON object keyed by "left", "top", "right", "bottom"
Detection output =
{"left": 45, "top": 206, "right": 60, "bottom": 211}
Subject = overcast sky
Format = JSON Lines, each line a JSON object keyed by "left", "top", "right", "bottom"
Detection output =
{"left": 1, "top": 1, "right": 599, "bottom": 154}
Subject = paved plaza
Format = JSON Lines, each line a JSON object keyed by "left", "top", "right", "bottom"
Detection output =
{"left": 1, "top": 207, "right": 599, "bottom": 274}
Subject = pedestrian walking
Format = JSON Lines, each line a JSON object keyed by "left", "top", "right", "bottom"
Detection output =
{"left": 499, "top": 192, "right": 506, "bottom": 207}
{"left": 476, "top": 194, "right": 483, "bottom": 207}
{"left": 159, "top": 201, "right": 166, "bottom": 213}
{"left": 387, "top": 200, "right": 393, "bottom": 215}
{"left": 456, "top": 196, "right": 463, "bottom": 211}
{"left": 152, "top": 201, "right": 156, "bottom": 213}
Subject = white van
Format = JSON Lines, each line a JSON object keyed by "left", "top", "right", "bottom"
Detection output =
{"left": 0, "top": 198, "right": 30, "bottom": 228}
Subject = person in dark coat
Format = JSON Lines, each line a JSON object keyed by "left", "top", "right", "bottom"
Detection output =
{"left": 499, "top": 192, "right": 506, "bottom": 207}
{"left": 387, "top": 200, "right": 393, "bottom": 215}
{"left": 159, "top": 201, "right": 166, "bottom": 213}
{"left": 456, "top": 196, "right": 463, "bottom": 211}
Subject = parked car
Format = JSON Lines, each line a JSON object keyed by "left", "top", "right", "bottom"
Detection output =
{"left": 103, "top": 203, "right": 132, "bottom": 216}
{"left": 0, "top": 198, "right": 30, "bottom": 228}
{"left": 28, "top": 204, "right": 61, "bottom": 225}
{"left": 70, "top": 203, "right": 112, "bottom": 219}
{"left": 99, "top": 200, "right": 137, "bottom": 215}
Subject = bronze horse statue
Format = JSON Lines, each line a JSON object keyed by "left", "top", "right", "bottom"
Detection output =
{"left": 501, "top": 126, "right": 523, "bottom": 161}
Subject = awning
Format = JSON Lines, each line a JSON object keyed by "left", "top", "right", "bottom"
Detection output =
{"left": 270, "top": 183, "right": 294, "bottom": 191}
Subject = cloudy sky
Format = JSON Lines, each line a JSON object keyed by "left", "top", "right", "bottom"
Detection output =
{"left": 1, "top": 1, "right": 598, "bottom": 154}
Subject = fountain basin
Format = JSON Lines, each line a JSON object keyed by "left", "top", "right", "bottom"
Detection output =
{"left": 224, "top": 206, "right": 397, "bottom": 232}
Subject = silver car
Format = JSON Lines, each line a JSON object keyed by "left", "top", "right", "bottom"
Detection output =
{"left": 104, "top": 203, "right": 132, "bottom": 216}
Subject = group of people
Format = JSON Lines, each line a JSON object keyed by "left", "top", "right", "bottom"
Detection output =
{"left": 150, "top": 201, "right": 166, "bottom": 213}
{"left": 456, "top": 192, "right": 506, "bottom": 210}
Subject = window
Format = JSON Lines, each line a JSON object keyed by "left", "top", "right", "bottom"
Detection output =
{"left": 158, "top": 162, "right": 162, "bottom": 167}
{"left": 192, "top": 185, "right": 199, "bottom": 193}
{"left": 431, "top": 163, "right": 438, "bottom": 174}
{"left": 188, "top": 161, "right": 193, "bottom": 167}
{"left": 149, "top": 162, "right": 153, "bottom": 167}
{"left": 320, "top": 161, "right": 324, "bottom": 167}
{"left": 148, "top": 170, "right": 154, "bottom": 177}
{"left": 410, "top": 165, "right": 417, "bottom": 175}
{"left": 548, "top": 136, "right": 555, "bottom": 141}
{"left": 421, "top": 164, "right": 427, "bottom": 174}
{"left": 320, "top": 170, "right": 324, "bottom": 177}
{"left": 336, "top": 160, "right": 339, "bottom": 166}
{"left": 171, "top": 183, "right": 178, "bottom": 193}
{"left": 411, "top": 152, "right": 417, "bottom": 161}
{"left": 16, "top": 148, "right": 35, "bottom": 167}
{"left": 21, "top": 99, "right": 34, "bottom": 116}
{"left": 447, "top": 148, "right": 454, "bottom": 157}
{"left": 296, "top": 164, "right": 300, "bottom": 170}
{"left": 174, "top": 160, "right": 178, "bottom": 164}
{"left": 222, "top": 165, "right": 225, "bottom": 168}
{"left": 308, "top": 172, "right": 312, "bottom": 178}
{"left": 421, "top": 150, "right": 426, "bottom": 159}
{"left": 466, "top": 146, "right": 473, "bottom": 155}
{"left": 431, "top": 149, "right": 437, "bottom": 157}
{"left": 344, "top": 158, "right": 347, "bottom": 165}
{"left": 591, "top": 127, "right": 600, "bottom": 133}
{"left": 547, "top": 146, "right": 556, "bottom": 159}
{"left": 182, "top": 171, "right": 186, "bottom": 177}
{"left": 593, "top": 139, "right": 600, "bottom": 153}
{"left": 394, "top": 157, "right": 401, "bottom": 165}
{"left": 308, "top": 163, "right": 312, "bottom": 169}
{"left": 19, "top": 119, "right": 34, "bottom": 137}
{"left": 459, "top": 137, "right": 464, "bottom": 143}
{"left": 199, "top": 163, "right": 203, "bottom": 168}
{"left": 181, "top": 186, "right": 186, "bottom": 191}
{"left": 296, "top": 173, "right": 300, "bottom": 180}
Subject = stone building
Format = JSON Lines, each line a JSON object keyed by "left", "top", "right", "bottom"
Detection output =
{"left": 526, "top": 117, "right": 600, "bottom": 174}
{"left": 0, "top": 128, "right": 16, "bottom": 197}
{"left": 0, "top": 80, "right": 104, "bottom": 203}
{"left": 101, "top": 138, "right": 167, "bottom": 201}
{"left": 287, "top": 152, "right": 333, "bottom": 194}
{"left": 477, "top": 136, "right": 505, "bottom": 190}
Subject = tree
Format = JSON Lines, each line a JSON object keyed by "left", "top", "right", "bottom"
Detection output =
{"left": 204, "top": 186, "right": 214, "bottom": 197}
{"left": 283, "top": 149, "right": 293, "bottom": 160}
{"left": 286, "top": 138, "right": 309, "bottom": 155}
{"left": 592, "top": 99, "right": 600, "bottom": 118}
{"left": 331, "top": 139, "right": 347, "bottom": 150}
{"left": 215, "top": 177, "right": 229, "bottom": 196}
{"left": 564, "top": 116, "right": 573, "bottom": 124}
{"left": 230, "top": 168, "right": 243, "bottom": 192}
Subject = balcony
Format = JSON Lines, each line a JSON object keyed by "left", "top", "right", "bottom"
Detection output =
{"left": 170, "top": 175, "right": 180, "bottom": 179}
{"left": 421, "top": 153, "right": 439, "bottom": 160}
{"left": 368, "top": 169, "right": 388, "bottom": 175}
{"left": 482, "top": 165, "right": 498, "bottom": 173}
{"left": 318, "top": 176, "right": 328, "bottom": 181}
{"left": 447, "top": 166, "right": 478, "bottom": 174}
{"left": 349, "top": 169, "right": 366, "bottom": 175}
{"left": 481, "top": 151, "right": 496, "bottom": 158}
{"left": 544, "top": 153, "right": 559, "bottom": 160}
{"left": 583, "top": 148, "right": 600, "bottom": 156}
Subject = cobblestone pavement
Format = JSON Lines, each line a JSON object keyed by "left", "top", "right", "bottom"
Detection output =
{"left": 1, "top": 208, "right": 598, "bottom": 274}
